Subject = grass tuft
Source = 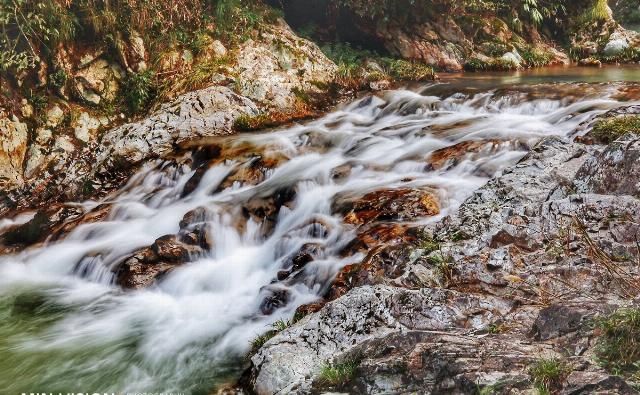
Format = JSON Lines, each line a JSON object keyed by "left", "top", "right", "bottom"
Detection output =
{"left": 595, "top": 308, "right": 640, "bottom": 374}
{"left": 529, "top": 357, "right": 568, "bottom": 394}
{"left": 318, "top": 359, "right": 358, "bottom": 388}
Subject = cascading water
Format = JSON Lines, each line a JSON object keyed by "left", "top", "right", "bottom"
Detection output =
{"left": 0, "top": 76, "right": 638, "bottom": 393}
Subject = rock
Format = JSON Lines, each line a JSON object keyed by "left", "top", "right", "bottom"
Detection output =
{"left": 249, "top": 285, "right": 513, "bottom": 394}
{"left": 564, "top": 371, "right": 637, "bottom": 394}
{"left": 530, "top": 305, "right": 587, "bottom": 341}
{"left": 45, "top": 105, "right": 65, "bottom": 128}
{"left": 575, "top": 133, "right": 640, "bottom": 197}
{"left": 502, "top": 50, "right": 523, "bottom": 68}
{"left": 73, "top": 112, "right": 102, "bottom": 142}
{"left": 210, "top": 40, "right": 227, "bottom": 58}
{"left": 579, "top": 57, "right": 602, "bottom": 67}
{"left": 20, "top": 99, "right": 33, "bottom": 118}
{"left": 152, "top": 235, "right": 201, "bottom": 262}
{"left": 93, "top": 85, "right": 258, "bottom": 172}
{"left": 181, "top": 49, "right": 194, "bottom": 65}
{"left": 235, "top": 19, "right": 336, "bottom": 110}
{"left": 259, "top": 286, "right": 291, "bottom": 315}
{"left": 426, "top": 140, "right": 518, "bottom": 170}
{"left": 604, "top": 29, "right": 632, "bottom": 56}
{"left": 74, "top": 58, "right": 124, "bottom": 105}
{"left": 0, "top": 113, "right": 29, "bottom": 188}
{"left": 115, "top": 235, "right": 204, "bottom": 289}
{"left": 333, "top": 188, "right": 439, "bottom": 225}
{"left": 115, "top": 30, "right": 147, "bottom": 72}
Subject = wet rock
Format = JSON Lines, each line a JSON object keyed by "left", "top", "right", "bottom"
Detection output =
{"left": 152, "top": 235, "right": 201, "bottom": 262}
{"left": 115, "top": 235, "right": 204, "bottom": 289}
{"left": 575, "top": 133, "right": 640, "bottom": 197}
{"left": 0, "top": 211, "right": 51, "bottom": 248}
{"left": 259, "top": 286, "right": 291, "bottom": 315}
{"left": 426, "top": 140, "right": 503, "bottom": 170}
{"left": 334, "top": 188, "right": 439, "bottom": 225}
{"left": 283, "top": 243, "right": 322, "bottom": 272}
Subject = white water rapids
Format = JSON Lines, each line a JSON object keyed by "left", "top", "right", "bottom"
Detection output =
{"left": 0, "top": 79, "right": 637, "bottom": 393}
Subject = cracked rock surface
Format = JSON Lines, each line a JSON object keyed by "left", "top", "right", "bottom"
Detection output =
{"left": 247, "top": 130, "right": 640, "bottom": 394}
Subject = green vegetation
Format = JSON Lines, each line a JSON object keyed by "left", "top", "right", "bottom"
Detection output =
{"left": 594, "top": 308, "right": 640, "bottom": 374}
{"left": 318, "top": 359, "right": 359, "bottom": 388}
{"left": 250, "top": 319, "right": 293, "bottom": 352}
{"left": 122, "top": 70, "right": 156, "bottom": 114}
{"left": 528, "top": 357, "right": 569, "bottom": 394}
{"left": 0, "top": 0, "right": 279, "bottom": 115}
{"left": 591, "top": 115, "right": 640, "bottom": 144}
{"left": 321, "top": 43, "right": 434, "bottom": 87}
{"left": 234, "top": 113, "right": 277, "bottom": 132}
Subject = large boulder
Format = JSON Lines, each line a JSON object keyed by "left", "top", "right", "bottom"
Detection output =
{"left": 93, "top": 85, "right": 259, "bottom": 172}
{"left": 235, "top": 19, "right": 337, "bottom": 110}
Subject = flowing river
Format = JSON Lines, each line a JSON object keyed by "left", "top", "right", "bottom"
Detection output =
{"left": 1, "top": 66, "right": 640, "bottom": 394}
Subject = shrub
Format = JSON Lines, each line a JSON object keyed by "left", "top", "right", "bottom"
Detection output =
{"left": 595, "top": 308, "right": 640, "bottom": 374}
{"left": 122, "top": 69, "right": 156, "bottom": 114}
{"left": 49, "top": 69, "right": 68, "bottom": 90}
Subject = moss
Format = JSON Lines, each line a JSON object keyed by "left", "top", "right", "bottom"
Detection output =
{"left": 591, "top": 115, "right": 640, "bottom": 144}
{"left": 529, "top": 358, "right": 569, "bottom": 393}
{"left": 595, "top": 308, "right": 640, "bottom": 374}
{"left": 318, "top": 359, "right": 359, "bottom": 388}
{"left": 233, "top": 113, "right": 276, "bottom": 132}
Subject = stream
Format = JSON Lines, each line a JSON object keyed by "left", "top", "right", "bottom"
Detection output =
{"left": 1, "top": 66, "right": 640, "bottom": 394}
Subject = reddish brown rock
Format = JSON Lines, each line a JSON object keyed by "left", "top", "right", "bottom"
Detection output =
{"left": 334, "top": 188, "right": 439, "bottom": 225}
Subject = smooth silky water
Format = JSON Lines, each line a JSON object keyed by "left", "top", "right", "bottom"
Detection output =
{"left": 1, "top": 66, "right": 640, "bottom": 393}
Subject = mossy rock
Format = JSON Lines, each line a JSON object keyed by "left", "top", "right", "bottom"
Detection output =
{"left": 590, "top": 115, "right": 640, "bottom": 144}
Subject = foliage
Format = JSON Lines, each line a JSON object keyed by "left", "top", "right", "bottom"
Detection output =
{"left": 334, "top": 0, "right": 568, "bottom": 30}
{"left": 591, "top": 116, "right": 640, "bottom": 144}
{"left": 594, "top": 308, "right": 640, "bottom": 374}
{"left": 48, "top": 68, "right": 68, "bottom": 90}
{"left": 528, "top": 358, "right": 568, "bottom": 393}
{"left": 318, "top": 359, "right": 358, "bottom": 387}
{"left": 122, "top": 69, "right": 156, "bottom": 114}
{"left": 518, "top": 46, "right": 553, "bottom": 67}
{"left": 0, "top": 0, "right": 77, "bottom": 71}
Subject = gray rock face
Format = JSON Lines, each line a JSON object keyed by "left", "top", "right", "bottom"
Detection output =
{"left": 249, "top": 134, "right": 640, "bottom": 394}
{"left": 235, "top": 19, "right": 336, "bottom": 110}
{"left": 94, "top": 85, "right": 258, "bottom": 172}
{"left": 575, "top": 133, "right": 640, "bottom": 197}
{"left": 250, "top": 286, "right": 513, "bottom": 394}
